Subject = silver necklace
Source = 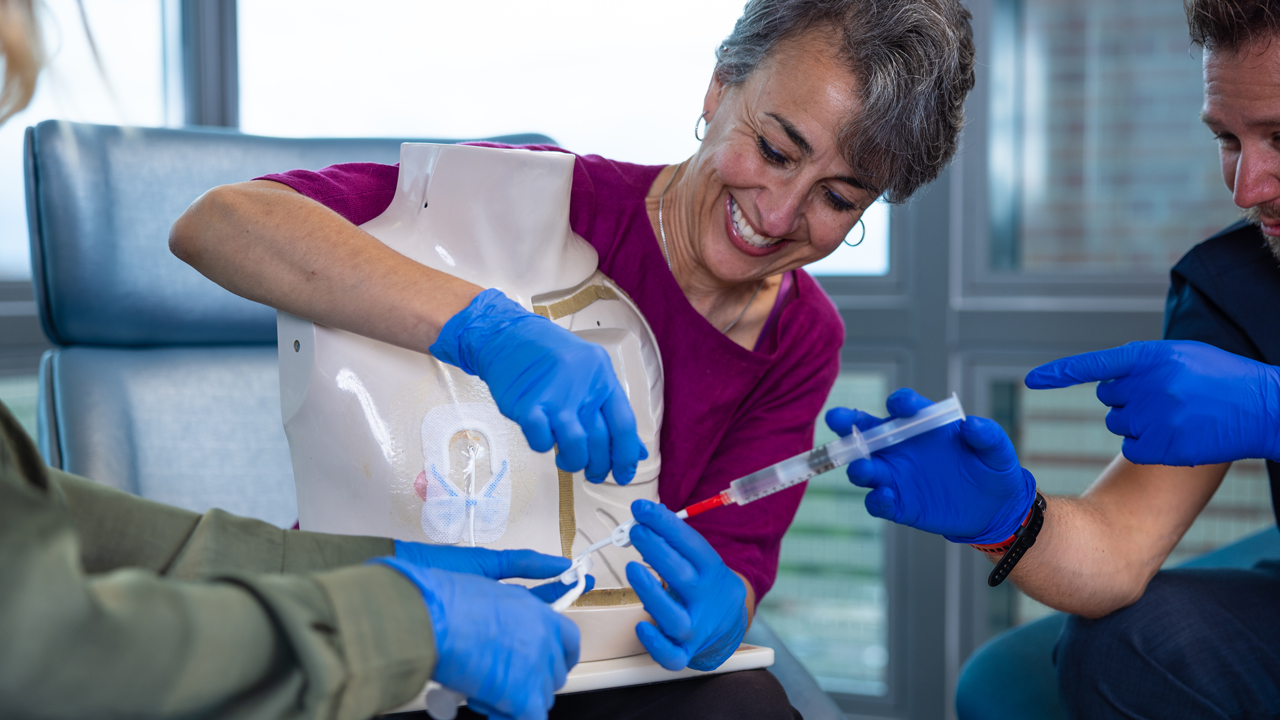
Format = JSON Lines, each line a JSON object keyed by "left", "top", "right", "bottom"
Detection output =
{"left": 658, "top": 165, "right": 765, "bottom": 335}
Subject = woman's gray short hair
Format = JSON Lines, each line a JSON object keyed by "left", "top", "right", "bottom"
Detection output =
{"left": 715, "top": 0, "right": 974, "bottom": 203}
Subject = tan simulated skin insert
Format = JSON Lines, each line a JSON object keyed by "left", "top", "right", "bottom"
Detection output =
{"left": 277, "top": 143, "right": 664, "bottom": 662}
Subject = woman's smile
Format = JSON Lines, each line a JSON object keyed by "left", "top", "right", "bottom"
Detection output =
{"left": 724, "top": 195, "right": 791, "bottom": 256}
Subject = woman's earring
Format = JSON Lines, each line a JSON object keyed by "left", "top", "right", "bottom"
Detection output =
{"left": 843, "top": 219, "right": 866, "bottom": 248}
{"left": 694, "top": 112, "right": 708, "bottom": 142}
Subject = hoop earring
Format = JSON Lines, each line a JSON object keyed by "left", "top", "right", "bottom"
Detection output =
{"left": 694, "top": 112, "right": 708, "bottom": 142}
{"left": 844, "top": 219, "right": 866, "bottom": 248}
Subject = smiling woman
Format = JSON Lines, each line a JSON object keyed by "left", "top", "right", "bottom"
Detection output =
{"left": 656, "top": 31, "right": 878, "bottom": 341}
{"left": 170, "top": 1, "right": 974, "bottom": 717}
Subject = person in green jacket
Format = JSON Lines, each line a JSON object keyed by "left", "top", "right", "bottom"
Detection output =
{"left": 0, "top": 5, "right": 579, "bottom": 719}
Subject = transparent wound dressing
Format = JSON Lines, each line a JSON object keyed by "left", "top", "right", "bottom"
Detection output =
{"left": 416, "top": 404, "right": 513, "bottom": 546}
{"left": 277, "top": 143, "right": 665, "bottom": 663}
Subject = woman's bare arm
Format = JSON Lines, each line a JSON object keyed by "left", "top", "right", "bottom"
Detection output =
{"left": 1002, "top": 456, "right": 1228, "bottom": 618}
{"left": 170, "top": 180, "right": 482, "bottom": 352}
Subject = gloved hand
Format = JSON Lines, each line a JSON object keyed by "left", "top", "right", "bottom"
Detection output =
{"left": 373, "top": 557, "right": 580, "bottom": 720}
{"left": 625, "top": 499, "right": 748, "bottom": 671}
{"left": 1026, "top": 340, "right": 1280, "bottom": 466}
{"left": 430, "top": 288, "right": 647, "bottom": 484}
{"left": 393, "top": 540, "right": 593, "bottom": 603}
{"left": 825, "top": 388, "right": 1036, "bottom": 544}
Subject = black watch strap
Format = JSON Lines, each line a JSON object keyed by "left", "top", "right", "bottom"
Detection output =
{"left": 987, "top": 492, "right": 1047, "bottom": 588}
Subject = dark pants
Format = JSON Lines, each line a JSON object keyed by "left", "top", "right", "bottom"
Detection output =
{"left": 1055, "top": 563, "right": 1280, "bottom": 719}
{"left": 393, "top": 669, "right": 799, "bottom": 720}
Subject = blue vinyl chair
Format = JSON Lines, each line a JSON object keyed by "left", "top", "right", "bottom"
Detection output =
{"left": 25, "top": 120, "right": 553, "bottom": 526}
{"left": 24, "top": 119, "right": 846, "bottom": 719}
{"left": 956, "top": 524, "right": 1280, "bottom": 720}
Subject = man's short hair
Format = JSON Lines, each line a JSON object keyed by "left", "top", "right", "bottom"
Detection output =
{"left": 1186, "top": 0, "right": 1280, "bottom": 51}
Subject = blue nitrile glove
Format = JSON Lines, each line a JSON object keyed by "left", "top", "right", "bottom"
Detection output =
{"left": 825, "top": 388, "right": 1036, "bottom": 544}
{"left": 393, "top": 540, "right": 593, "bottom": 603}
{"left": 429, "top": 288, "right": 647, "bottom": 484}
{"left": 1026, "top": 340, "right": 1280, "bottom": 466}
{"left": 624, "top": 499, "right": 748, "bottom": 672}
{"left": 372, "top": 557, "right": 580, "bottom": 720}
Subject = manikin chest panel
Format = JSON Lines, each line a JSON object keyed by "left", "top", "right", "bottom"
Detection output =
{"left": 278, "top": 144, "right": 664, "bottom": 663}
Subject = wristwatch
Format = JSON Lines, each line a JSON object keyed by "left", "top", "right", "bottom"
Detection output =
{"left": 971, "top": 492, "right": 1047, "bottom": 587}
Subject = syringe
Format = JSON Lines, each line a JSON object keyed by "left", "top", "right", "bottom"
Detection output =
{"left": 690, "top": 393, "right": 966, "bottom": 516}
{"left": 574, "top": 394, "right": 966, "bottom": 558}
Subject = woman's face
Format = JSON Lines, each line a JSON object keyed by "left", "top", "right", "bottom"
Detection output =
{"left": 687, "top": 32, "right": 876, "bottom": 285}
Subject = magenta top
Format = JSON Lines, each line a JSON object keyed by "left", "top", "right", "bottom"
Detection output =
{"left": 259, "top": 146, "right": 844, "bottom": 599}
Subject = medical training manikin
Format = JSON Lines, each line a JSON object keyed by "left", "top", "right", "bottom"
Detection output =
{"left": 277, "top": 143, "right": 664, "bottom": 663}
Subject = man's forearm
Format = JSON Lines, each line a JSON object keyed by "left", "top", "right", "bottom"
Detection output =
{"left": 997, "top": 494, "right": 1152, "bottom": 617}
{"left": 994, "top": 456, "right": 1227, "bottom": 618}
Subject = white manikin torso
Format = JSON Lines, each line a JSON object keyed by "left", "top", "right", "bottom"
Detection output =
{"left": 278, "top": 143, "right": 664, "bottom": 662}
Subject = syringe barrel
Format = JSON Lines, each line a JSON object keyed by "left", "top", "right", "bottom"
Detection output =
{"left": 723, "top": 395, "right": 963, "bottom": 508}
{"left": 728, "top": 432, "right": 869, "bottom": 505}
{"left": 859, "top": 393, "right": 965, "bottom": 455}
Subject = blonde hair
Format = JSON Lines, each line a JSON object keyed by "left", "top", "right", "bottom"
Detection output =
{"left": 0, "top": 0, "right": 42, "bottom": 124}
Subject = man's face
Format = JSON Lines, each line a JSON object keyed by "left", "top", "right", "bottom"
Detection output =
{"left": 1203, "top": 40, "right": 1280, "bottom": 257}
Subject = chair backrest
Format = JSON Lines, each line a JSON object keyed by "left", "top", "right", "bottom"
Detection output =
{"left": 26, "top": 120, "right": 553, "bottom": 525}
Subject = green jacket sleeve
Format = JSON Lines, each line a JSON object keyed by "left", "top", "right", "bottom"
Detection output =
{"left": 0, "top": 402, "right": 436, "bottom": 719}
{"left": 50, "top": 466, "right": 395, "bottom": 580}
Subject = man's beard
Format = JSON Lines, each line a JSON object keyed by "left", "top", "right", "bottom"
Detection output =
{"left": 1242, "top": 204, "right": 1280, "bottom": 262}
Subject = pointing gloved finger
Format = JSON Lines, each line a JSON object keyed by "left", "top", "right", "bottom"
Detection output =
{"left": 1104, "top": 406, "right": 1136, "bottom": 440}
{"left": 517, "top": 404, "right": 556, "bottom": 454}
{"left": 528, "top": 573, "right": 595, "bottom": 603}
{"left": 958, "top": 417, "right": 1021, "bottom": 473}
{"left": 628, "top": 522, "right": 699, "bottom": 591}
{"left": 551, "top": 409, "right": 589, "bottom": 472}
{"left": 885, "top": 387, "right": 936, "bottom": 419}
{"left": 583, "top": 408, "right": 611, "bottom": 483}
{"left": 1025, "top": 344, "right": 1142, "bottom": 390}
{"left": 627, "top": 560, "right": 695, "bottom": 642}
{"left": 636, "top": 621, "right": 692, "bottom": 671}
{"left": 864, "top": 485, "right": 900, "bottom": 522}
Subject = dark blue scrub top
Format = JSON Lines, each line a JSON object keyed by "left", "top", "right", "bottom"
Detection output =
{"left": 1164, "top": 219, "right": 1280, "bottom": 524}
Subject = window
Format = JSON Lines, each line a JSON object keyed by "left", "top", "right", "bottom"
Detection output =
{"left": 757, "top": 370, "right": 893, "bottom": 696}
{"left": 0, "top": 0, "right": 171, "bottom": 280}
{"left": 0, "top": 375, "right": 38, "bottom": 438}
{"left": 237, "top": 0, "right": 887, "bottom": 276}
{"left": 988, "top": 0, "right": 1238, "bottom": 274}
